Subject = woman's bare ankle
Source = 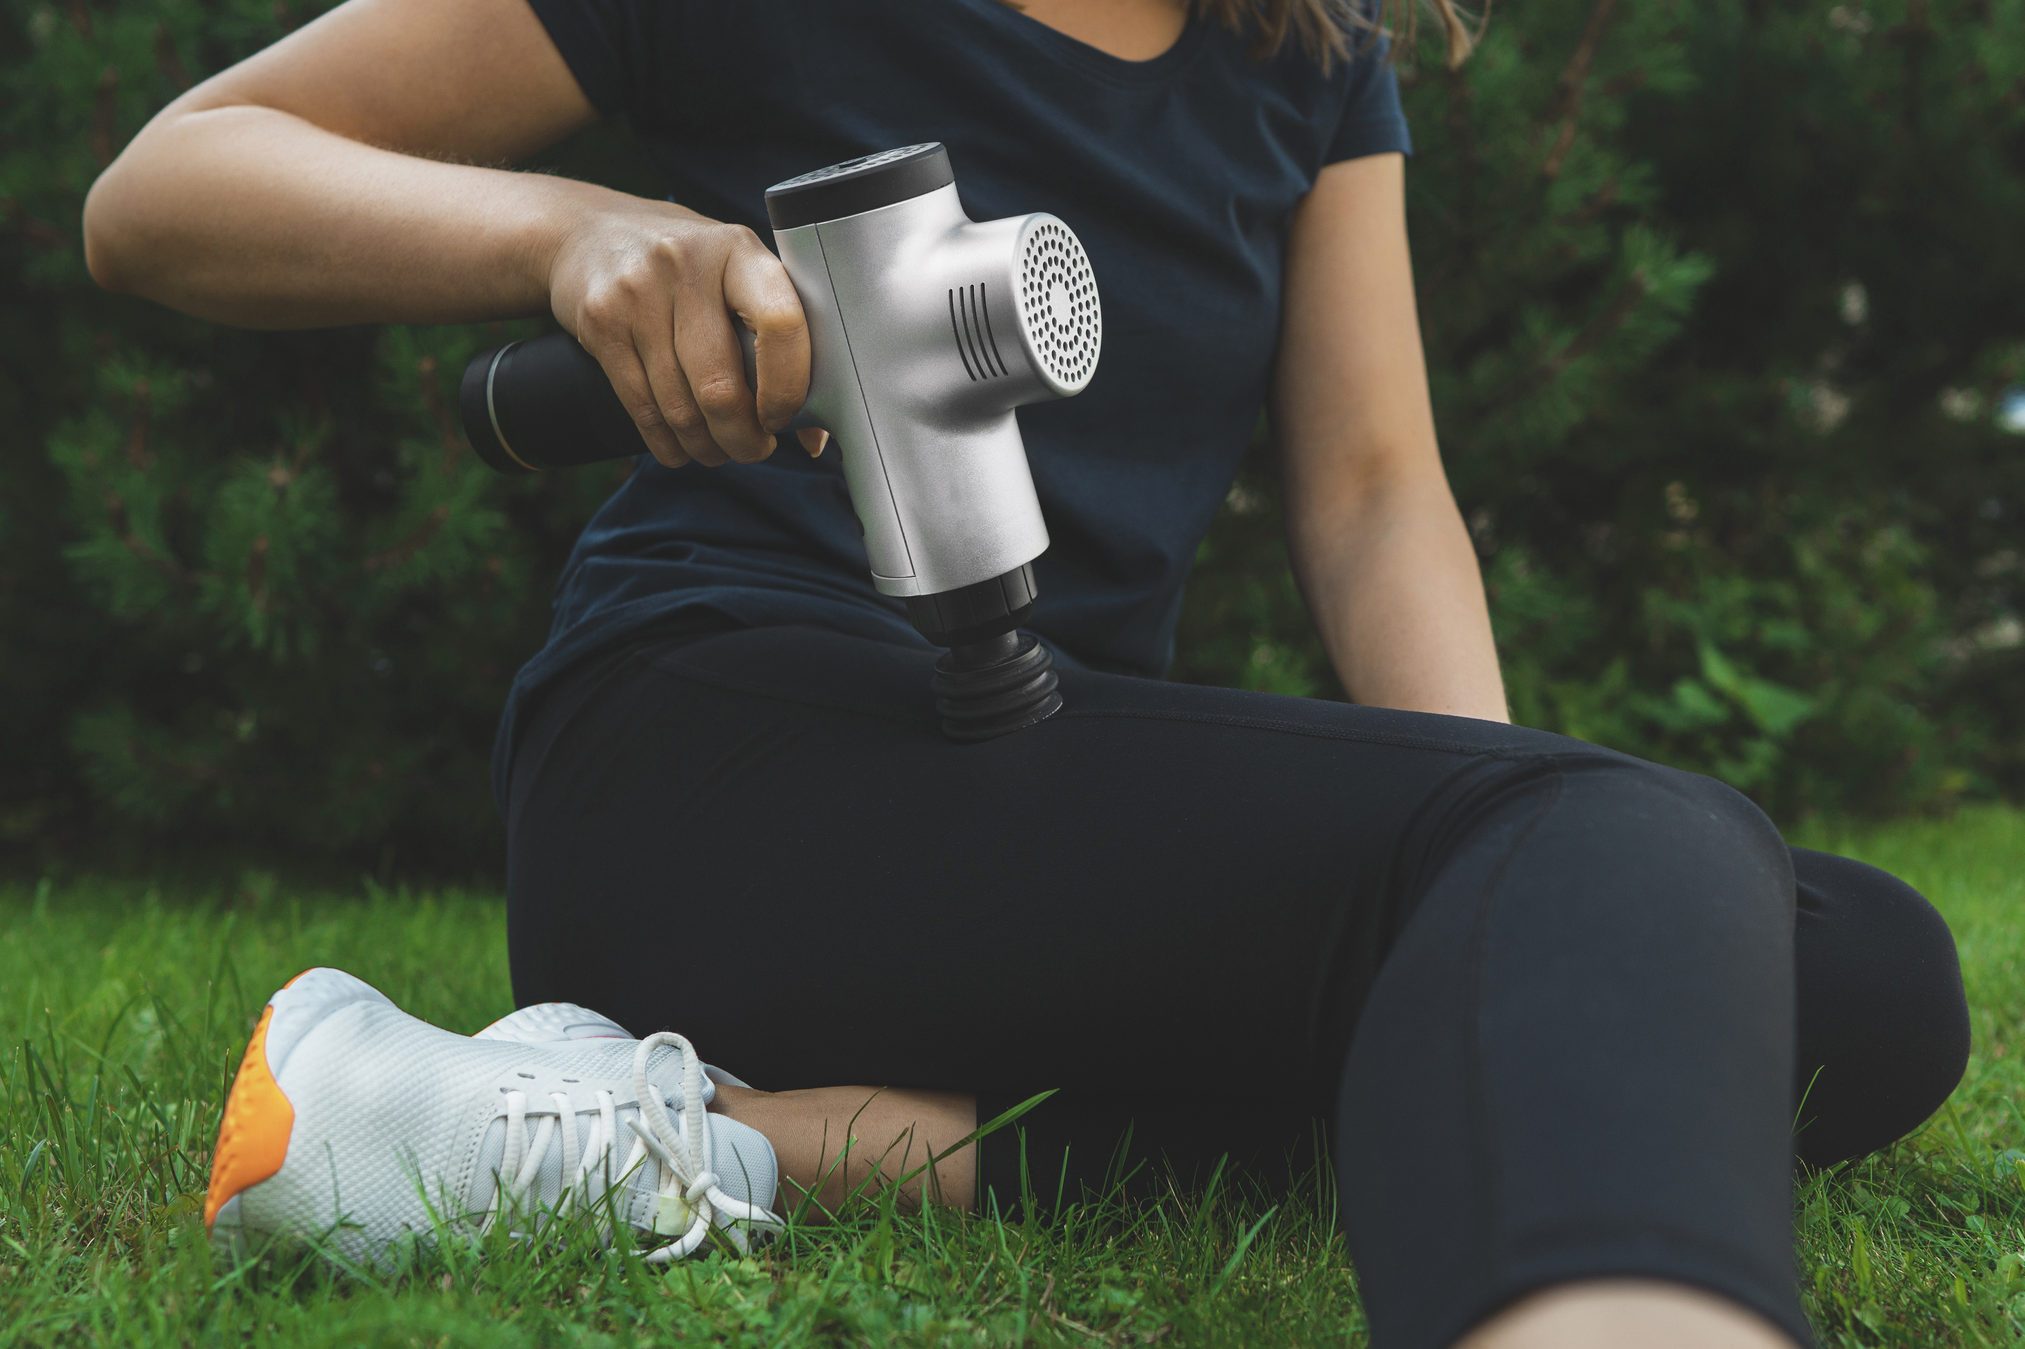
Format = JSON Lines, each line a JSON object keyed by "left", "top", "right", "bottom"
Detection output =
{"left": 713, "top": 1084, "right": 980, "bottom": 1215}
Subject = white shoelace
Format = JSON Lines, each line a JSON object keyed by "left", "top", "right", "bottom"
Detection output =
{"left": 486, "top": 1031, "right": 784, "bottom": 1260}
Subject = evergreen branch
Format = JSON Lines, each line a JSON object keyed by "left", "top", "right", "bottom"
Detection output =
{"left": 363, "top": 506, "right": 450, "bottom": 574}
{"left": 104, "top": 492, "right": 190, "bottom": 586}
{"left": 1, "top": 200, "right": 73, "bottom": 252}
{"left": 413, "top": 354, "right": 465, "bottom": 472}
{"left": 1424, "top": 63, "right": 1484, "bottom": 294}
{"left": 1543, "top": 0, "right": 1621, "bottom": 180}
{"left": 99, "top": 386, "right": 189, "bottom": 587}
{"left": 246, "top": 536, "right": 270, "bottom": 617}
{"left": 125, "top": 382, "right": 154, "bottom": 471}
{"left": 92, "top": 66, "right": 121, "bottom": 168}
{"left": 1550, "top": 269, "right": 1648, "bottom": 376}
{"left": 153, "top": 23, "right": 191, "bottom": 91}
{"left": 1567, "top": 178, "right": 1622, "bottom": 228}
{"left": 1501, "top": 269, "right": 1651, "bottom": 408}
{"left": 1446, "top": 56, "right": 1481, "bottom": 213}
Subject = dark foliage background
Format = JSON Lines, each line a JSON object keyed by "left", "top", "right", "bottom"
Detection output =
{"left": 3, "top": 0, "right": 2020, "bottom": 876}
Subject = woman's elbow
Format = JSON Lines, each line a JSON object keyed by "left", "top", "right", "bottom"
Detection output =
{"left": 81, "top": 166, "right": 143, "bottom": 294}
{"left": 82, "top": 112, "right": 193, "bottom": 297}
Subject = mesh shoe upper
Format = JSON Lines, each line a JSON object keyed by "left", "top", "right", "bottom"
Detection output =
{"left": 212, "top": 969, "right": 778, "bottom": 1265}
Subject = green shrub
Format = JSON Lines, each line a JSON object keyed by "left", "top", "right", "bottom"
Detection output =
{"left": 1178, "top": 0, "right": 2024, "bottom": 821}
{"left": 4, "top": 0, "right": 2020, "bottom": 873}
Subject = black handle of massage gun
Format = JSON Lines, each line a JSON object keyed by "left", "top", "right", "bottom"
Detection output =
{"left": 460, "top": 328, "right": 766, "bottom": 473}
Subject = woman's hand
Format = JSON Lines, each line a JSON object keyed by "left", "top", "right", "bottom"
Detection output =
{"left": 545, "top": 198, "right": 821, "bottom": 469}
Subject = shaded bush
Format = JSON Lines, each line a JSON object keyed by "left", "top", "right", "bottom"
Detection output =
{"left": 1177, "top": 0, "right": 2024, "bottom": 818}
{"left": 3, "top": 0, "right": 2019, "bottom": 874}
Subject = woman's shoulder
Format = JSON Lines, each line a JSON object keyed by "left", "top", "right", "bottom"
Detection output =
{"left": 1190, "top": 8, "right": 1407, "bottom": 175}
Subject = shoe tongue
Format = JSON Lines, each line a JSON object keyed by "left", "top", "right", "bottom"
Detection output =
{"left": 468, "top": 1100, "right": 778, "bottom": 1243}
{"left": 637, "top": 1039, "right": 718, "bottom": 1108}
{"left": 469, "top": 1101, "right": 662, "bottom": 1232}
{"left": 689, "top": 1113, "right": 779, "bottom": 1223}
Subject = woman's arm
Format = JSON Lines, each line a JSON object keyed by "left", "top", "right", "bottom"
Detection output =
{"left": 1270, "top": 153, "right": 1509, "bottom": 722}
{"left": 82, "top": 0, "right": 605, "bottom": 327}
{"left": 81, "top": 0, "right": 808, "bottom": 467}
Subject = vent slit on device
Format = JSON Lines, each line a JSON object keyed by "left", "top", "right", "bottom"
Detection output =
{"left": 975, "top": 285, "right": 1009, "bottom": 376}
{"left": 947, "top": 288, "right": 978, "bottom": 382}
{"left": 958, "top": 285, "right": 987, "bottom": 378}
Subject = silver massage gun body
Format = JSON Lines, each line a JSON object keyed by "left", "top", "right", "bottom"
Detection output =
{"left": 459, "top": 144, "right": 1104, "bottom": 740}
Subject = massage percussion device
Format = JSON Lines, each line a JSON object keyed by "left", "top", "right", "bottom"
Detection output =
{"left": 460, "top": 143, "right": 1102, "bottom": 742}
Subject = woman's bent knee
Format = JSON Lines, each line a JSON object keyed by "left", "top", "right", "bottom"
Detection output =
{"left": 1550, "top": 755, "right": 1797, "bottom": 925}
{"left": 1792, "top": 849, "right": 1971, "bottom": 1167}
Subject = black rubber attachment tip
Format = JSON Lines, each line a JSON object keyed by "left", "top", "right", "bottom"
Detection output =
{"left": 932, "top": 632, "right": 1062, "bottom": 743}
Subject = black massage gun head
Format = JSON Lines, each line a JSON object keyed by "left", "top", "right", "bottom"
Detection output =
{"left": 932, "top": 633, "right": 1062, "bottom": 743}
{"left": 908, "top": 564, "right": 1062, "bottom": 742}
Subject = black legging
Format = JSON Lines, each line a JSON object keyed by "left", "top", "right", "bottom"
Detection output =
{"left": 504, "top": 624, "right": 1970, "bottom": 1348}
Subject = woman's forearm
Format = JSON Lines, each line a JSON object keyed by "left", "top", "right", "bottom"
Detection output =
{"left": 82, "top": 102, "right": 617, "bottom": 328}
{"left": 1288, "top": 468, "right": 1510, "bottom": 722}
{"left": 83, "top": 0, "right": 817, "bottom": 472}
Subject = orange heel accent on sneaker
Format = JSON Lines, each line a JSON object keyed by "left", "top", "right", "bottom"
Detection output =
{"left": 205, "top": 1004, "right": 296, "bottom": 1230}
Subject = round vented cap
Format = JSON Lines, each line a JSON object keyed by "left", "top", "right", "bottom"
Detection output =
{"left": 1017, "top": 219, "right": 1102, "bottom": 393}
{"left": 765, "top": 144, "right": 955, "bottom": 230}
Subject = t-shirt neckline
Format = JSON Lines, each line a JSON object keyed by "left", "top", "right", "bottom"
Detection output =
{"left": 947, "top": 0, "right": 1210, "bottom": 86}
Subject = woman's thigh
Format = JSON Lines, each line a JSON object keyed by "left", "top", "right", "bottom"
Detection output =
{"left": 503, "top": 624, "right": 1579, "bottom": 1101}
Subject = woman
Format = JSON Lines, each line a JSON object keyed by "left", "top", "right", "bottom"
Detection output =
{"left": 84, "top": 1, "right": 1971, "bottom": 1345}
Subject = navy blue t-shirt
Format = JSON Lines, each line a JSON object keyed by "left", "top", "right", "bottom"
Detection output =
{"left": 498, "top": 0, "right": 1410, "bottom": 792}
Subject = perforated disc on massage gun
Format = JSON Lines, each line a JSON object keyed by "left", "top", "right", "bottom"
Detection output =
{"left": 1016, "top": 220, "right": 1102, "bottom": 395}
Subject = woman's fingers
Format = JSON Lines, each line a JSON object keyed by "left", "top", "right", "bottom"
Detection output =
{"left": 635, "top": 296, "right": 728, "bottom": 467}
{"left": 574, "top": 300, "right": 689, "bottom": 469}
{"left": 673, "top": 285, "right": 772, "bottom": 464}
{"left": 724, "top": 236, "right": 811, "bottom": 435}
{"left": 553, "top": 209, "right": 811, "bottom": 469}
{"left": 645, "top": 335, "right": 727, "bottom": 467}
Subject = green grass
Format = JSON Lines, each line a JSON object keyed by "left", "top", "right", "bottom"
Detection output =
{"left": 2, "top": 807, "right": 2021, "bottom": 1346}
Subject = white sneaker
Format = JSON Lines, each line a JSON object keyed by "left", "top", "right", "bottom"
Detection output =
{"left": 475, "top": 1002, "right": 757, "bottom": 1092}
{"left": 475, "top": 1001, "right": 633, "bottom": 1045}
{"left": 206, "top": 968, "right": 782, "bottom": 1266}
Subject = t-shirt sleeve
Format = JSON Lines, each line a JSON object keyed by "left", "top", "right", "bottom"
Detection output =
{"left": 525, "top": 0, "right": 677, "bottom": 122}
{"left": 1324, "top": 29, "right": 1413, "bottom": 165}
